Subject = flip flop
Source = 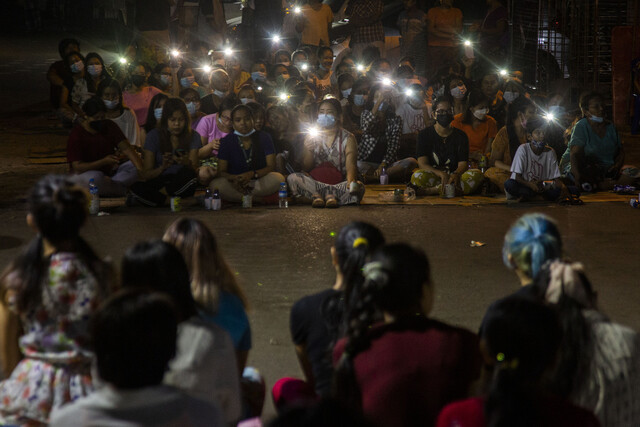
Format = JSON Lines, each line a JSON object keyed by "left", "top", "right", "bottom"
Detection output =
{"left": 312, "top": 194, "right": 325, "bottom": 208}
{"left": 325, "top": 194, "right": 338, "bottom": 208}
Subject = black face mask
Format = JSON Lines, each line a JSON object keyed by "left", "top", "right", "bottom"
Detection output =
{"left": 130, "top": 75, "right": 146, "bottom": 87}
{"left": 89, "top": 119, "right": 105, "bottom": 132}
{"left": 436, "top": 113, "right": 453, "bottom": 127}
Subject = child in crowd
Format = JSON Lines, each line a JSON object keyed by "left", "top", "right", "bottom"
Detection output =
{"left": 504, "top": 116, "right": 574, "bottom": 202}
{"left": 0, "top": 175, "right": 112, "bottom": 425}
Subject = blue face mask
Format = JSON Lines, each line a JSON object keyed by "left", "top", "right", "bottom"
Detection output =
{"left": 531, "top": 140, "right": 546, "bottom": 151}
{"left": 234, "top": 129, "right": 256, "bottom": 137}
{"left": 589, "top": 114, "right": 604, "bottom": 123}
{"left": 353, "top": 94, "right": 366, "bottom": 106}
{"left": 317, "top": 113, "right": 336, "bottom": 128}
{"left": 160, "top": 75, "right": 171, "bottom": 86}
{"left": 240, "top": 98, "right": 252, "bottom": 105}
{"left": 251, "top": 71, "right": 267, "bottom": 81}
{"left": 180, "top": 76, "right": 195, "bottom": 88}
{"left": 70, "top": 61, "right": 84, "bottom": 74}
{"left": 341, "top": 88, "right": 352, "bottom": 98}
{"left": 154, "top": 107, "right": 163, "bottom": 120}
{"left": 186, "top": 102, "right": 198, "bottom": 116}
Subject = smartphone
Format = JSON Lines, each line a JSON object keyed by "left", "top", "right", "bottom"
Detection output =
{"left": 173, "top": 148, "right": 187, "bottom": 156}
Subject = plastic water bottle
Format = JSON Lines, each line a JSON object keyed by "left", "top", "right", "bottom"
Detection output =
{"left": 479, "top": 156, "right": 487, "bottom": 173}
{"left": 204, "top": 188, "right": 212, "bottom": 210}
{"left": 88, "top": 179, "right": 99, "bottom": 215}
{"left": 278, "top": 182, "right": 288, "bottom": 208}
{"left": 379, "top": 167, "right": 389, "bottom": 185}
{"left": 212, "top": 189, "right": 221, "bottom": 211}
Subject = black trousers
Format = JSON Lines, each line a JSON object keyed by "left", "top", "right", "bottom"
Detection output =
{"left": 130, "top": 166, "right": 197, "bottom": 207}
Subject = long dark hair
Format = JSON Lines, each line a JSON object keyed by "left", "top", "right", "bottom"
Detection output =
{"left": 321, "top": 222, "right": 385, "bottom": 346}
{"left": 84, "top": 52, "right": 111, "bottom": 94}
{"left": 121, "top": 239, "right": 197, "bottom": 322}
{"left": 506, "top": 97, "right": 534, "bottom": 159}
{"left": 97, "top": 79, "right": 125, "bottom": 115}
{"left": 462, "top": 90, "right": 489, "bottom": 125}
{"left": 158, "top": 97, "right": 193, "bottom": 153}
{"left": 482, "top": 295, "right": 561, "bottom": 427}
{"left": 333, "top": 243, "right": 430, "bottom": 410}
{"left": 527, "top": 261, "right": 595, "bottom": 399}
{"left": 0, "top": 175, "right": 111, "bottom": 313}
{"left": 144, "top": 93, "right": 169, "bottom": 133}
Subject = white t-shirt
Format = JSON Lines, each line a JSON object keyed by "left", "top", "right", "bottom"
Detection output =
{"left": 164, "top": 316, "right": 241, "bottom": 424}
{"left": 50, "top": 385, "right": 223, "bottom": 427}
{"left": 396, "top": 103, "right": 431, "bottom": 134}
{"left": 510, "top": 143, "right": 560, "bottom": 181}
{"left": 110, "top": 108, "right": 142, "bottom": 147}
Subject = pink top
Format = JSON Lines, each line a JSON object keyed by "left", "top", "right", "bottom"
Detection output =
{"left": 123, "top": 86, "right": 162, "bottom": 127}
{"left": 195, "top": 113, "right": 230, "bottom": 145}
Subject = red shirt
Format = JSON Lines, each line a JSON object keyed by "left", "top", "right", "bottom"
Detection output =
{"left": 437, "top": 396, "right": 601, "bottom": 427}
{"left": 333, "top": 318, "right": 481, "bottom": 427}
{"left": 67, "top": 121, "right": 126, "bottom": 174}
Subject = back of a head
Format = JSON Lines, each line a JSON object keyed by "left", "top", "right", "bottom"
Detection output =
{"left": 334, "top": 222, "right": 385, "bottom": 299}
{"left": 82, "top": 96, "right": 107, "bottom": 117}
{"left": 502, "top": 213, "right": 562, "bottom": 280}
{"left": 364, "top": 243, "right": 430, "bottom": 316}
{"left": 92, "top": 289, "right": 177, "bottom": 389}
{"left": 29, "top": 174, "right": 87, "bottom": 245}
{"left": 482, "top": 295, "right": 561, "bottom": 427}
{"left": 121, "top": 240, "right": 196, "bottom": 321}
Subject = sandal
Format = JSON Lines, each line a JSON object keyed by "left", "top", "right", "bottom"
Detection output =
{"left": 312, "top": 194, "right": 325, "bottom": 208}
{"left": 570, "top": 194, "right": 584, "bottom": 205}
{"left": 325, "top": 194, "right": 338, "bottom": 208}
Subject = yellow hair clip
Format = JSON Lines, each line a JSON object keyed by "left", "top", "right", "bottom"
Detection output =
{"left": 353, "top": 237, "right": 368, "bottom": 249}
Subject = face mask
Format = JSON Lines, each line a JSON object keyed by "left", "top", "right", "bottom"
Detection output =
{"left": 503, "top": 91, "right": 519, "bottom": 104}
{"left": 319, "top": 64, "right": 330, "bottom": 72}
{"left": 70, "top": 61, "right": 84, "bottom": 73}
{"left": 450, "top": 85, "right": 467, "bottom": 100}
{"left": 409, "top": 99, "right": 425, "bottom": 110}
{"left": 89, "top": 119, "right": 105, "bottom": 132}
{"left": 87, "top": 64, "right": 102, "bottom": 77}
{"left": 180, "top": 76, "right": 195, "bottom": 88}
{"left": 531, "top": 140, "right": 546, "bottom": 151}
{"left": 435, "top": 86, "right": 445, "bottom": 97}
{"left": 213, "top": 89, "right": 226, "bottom": 97}
{"left": 240, "top": 98, "right": 252, "bottom": 105}
{"left": 473, "top": 108, "right": 488, "bottom": 120}
{"left": 589, "top": 114, "right": 604, "bottom": 123}
{"left": 160, "top": 75, "right": 171, "bottom": 86}
{"left": 186, "top": 102, "right": 198, "bottom": 115}
{"left": 234, "top": 129, "right": 256, "bottom": 137}
{"left": 276, "top": 74, "right": 289, "bottom": 85}
{"left": 154, "top": 107, "right": 163, "bottom": 120}
{"left": 341, "top": 88, "right": 352, "bottom": 98}
{"left": 436, "top": 113, "right": 454, "bottom": 127}
{"left": 317, "top": 113, "right": 336, "bottom": 128}
{"left": 251, "top": 71, "right": 267, "bottom": 81}
{"left": 131, "top": 75, "right": 146, "bottom": 87}
{"left": 353, "top": 94, "right": 366, "bottom": 106}
{"left": 103, "top": 99, "right": 119, "bottom": 110}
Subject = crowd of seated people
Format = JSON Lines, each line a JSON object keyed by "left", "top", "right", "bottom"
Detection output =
{"left": 44, "top": 30, "right": 638, "bottom": 210}
{"left": 1, "top": 175, "right": 638, "bottom": 426}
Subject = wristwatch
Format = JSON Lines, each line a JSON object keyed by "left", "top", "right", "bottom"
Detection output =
{"left": 253, "top": 171, "right": 259, "bottom": 179}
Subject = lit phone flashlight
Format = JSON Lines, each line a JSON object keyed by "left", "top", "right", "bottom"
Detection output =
{"left": 463, "top": 40, "right": 474, "bottom": 59}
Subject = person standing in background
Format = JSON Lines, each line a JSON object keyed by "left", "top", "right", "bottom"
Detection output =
{"left": 426, "top": 0, "right": 462, "bottom": 80}
{"left": 347, "top": 0, "right": 385, "bottom": 61}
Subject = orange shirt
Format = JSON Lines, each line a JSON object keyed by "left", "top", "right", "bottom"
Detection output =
{"left": 426, "top": 7, "right": 462, "bottom": 47}
{"left": 451, "top": 113, "right": 497, "bottom": 154}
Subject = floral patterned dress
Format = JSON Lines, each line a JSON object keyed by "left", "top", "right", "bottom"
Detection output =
{"left": 0, "top": 252, "right": 103, "bottom": 426}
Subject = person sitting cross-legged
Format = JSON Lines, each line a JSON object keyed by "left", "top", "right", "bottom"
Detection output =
{"left": 50, "top": 289, "right": 224, "bottom": 427}
{"left": 504, "top": 117, "right": 576, "bottom": 202}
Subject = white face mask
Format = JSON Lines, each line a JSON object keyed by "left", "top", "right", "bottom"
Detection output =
{"left": 473, "top": 108, "right": 489, "bottom": 120}
{"left": 353, "top": 94, "right": 366, "bottom": 106}
{"left": 341, "top": 88, "right": 352, "bottom": 98}
{"left": 240, "top": 98, "right": 252, "bottom": 105}
{"left": 450, "top": 85, "right": 467, "bottom": 100}
{"left": 213, "top": 89, "right": 226, "bottom": 97}
{"left": 588, "top": 113, "right": 604, "bottom": 123}
{"left": 503, "top": 91, "right": 519, "bottom": 104}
